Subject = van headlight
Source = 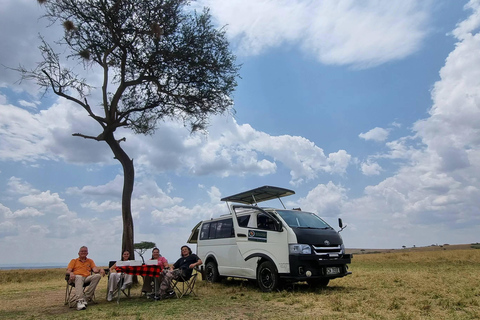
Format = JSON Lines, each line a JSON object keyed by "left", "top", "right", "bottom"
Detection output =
{"left": 340, "top": 243, "right": 345, "bottom": 254}
{"left": 289, "top": 244, "right": 311, "bottom": 255}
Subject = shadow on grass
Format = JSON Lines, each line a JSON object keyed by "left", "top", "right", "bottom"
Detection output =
{"left": 217, "top": 277, "right": 357, "bottom": 294}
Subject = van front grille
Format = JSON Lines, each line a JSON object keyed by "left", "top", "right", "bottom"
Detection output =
{"left": 311, "top": 244, "right": 342, "bottom": 258}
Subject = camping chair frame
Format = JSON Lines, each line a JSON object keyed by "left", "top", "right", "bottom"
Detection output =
{"left": 171, "top": 270, "right": 198, "bottom": 298}
{"left": 64, "top": 274, "right": 94, "bottom": 306}
{"left": 106, "top": 261, "right": 131, "bottom": 303}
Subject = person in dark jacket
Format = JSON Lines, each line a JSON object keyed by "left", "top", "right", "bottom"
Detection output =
{"left": 158, "top": 245, "right": 202, "bottom": 298}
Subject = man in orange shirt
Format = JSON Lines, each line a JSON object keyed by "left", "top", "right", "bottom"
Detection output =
{"left": 67, "top": 246, "right": 105, "bottom": 310}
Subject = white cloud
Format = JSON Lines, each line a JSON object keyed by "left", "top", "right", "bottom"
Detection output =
{"left": 81, "top": 200, "right": 121, "bottom": 213}
{"left": 200, "top": 0, "right": 431, "bottom": 68}
{"left": 339, "top": 1, "right": 480, "bottom": 248}
{"left": 0, "top": 203, "right": 13, "bottom": 219}
{"left": 207, "top": 186, "right": 222, "bottom": 203}
{"left": 10, "top": 207, "right": 44, "bottom": 218}
{"left": 1, "top": 95, "right": 351, "bottom": 185}
{"left": 361, "top": 161, "right": 383, "bottom": 176}
{"left": 359, "top": 127, "right": 390, "bottom": 142}
{"left": 0, "top": 104, "right": 50, "bottom": 162}
{"left": 18, "top": 191, "right": 70, "bottom": 215}
{"left": 297, "top": 182, "right": 348, "bottom": 217}
{"left": 1, "top": 0, "right": 479, "bottom": 264}
{"left": 451, "top": 0, "right": 480, "bottom": 40}
{"left": 7, "top": 177, "right": 39, "bottom": 195}
{"left": 0, "top": 221, "right": 18, "bottom": 238}
{"left": 0, "top": 0, "right": 63, "bottom": 94}
{"left": 18, "top": 100, "right": 38, "bottom": 110}
{"left": 67, "top": 175, "right": 124, "bottom": 198}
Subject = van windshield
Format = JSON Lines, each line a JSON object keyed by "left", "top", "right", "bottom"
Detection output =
{"left": 275, "top": 210, "right": 332, "bottom": 229}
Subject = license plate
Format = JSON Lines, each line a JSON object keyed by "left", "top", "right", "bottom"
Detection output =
{"left": 326, "top": 267, "right": 340, "bottom": 275}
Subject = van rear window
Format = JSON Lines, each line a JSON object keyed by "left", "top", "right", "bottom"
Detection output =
{"left": 200, "top": 218, "right": 234, "bottom": 240}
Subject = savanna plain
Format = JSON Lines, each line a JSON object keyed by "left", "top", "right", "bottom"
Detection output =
{"left": 1, "top": 245, "right": 479, "bottom": 320}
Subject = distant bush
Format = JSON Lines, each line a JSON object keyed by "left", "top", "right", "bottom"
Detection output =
{"left": 471, "top": 244, "right": 480, "bottom": 249}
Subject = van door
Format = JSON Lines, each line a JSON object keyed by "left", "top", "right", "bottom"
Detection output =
{"left": 187, "top": 221, "right": 202, "bottom": 244}
{"left": 232, "top": 205, "right": 288, "bottom": 277}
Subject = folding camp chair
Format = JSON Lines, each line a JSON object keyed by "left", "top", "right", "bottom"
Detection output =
{"left": 64, "top": 273, "right": 94, "bottom": 307}
{"left": 106, "top": 260, "right": 131, "bottom": 302}
{"left": 171, "top": 269, "right": 198, "bottom": 298}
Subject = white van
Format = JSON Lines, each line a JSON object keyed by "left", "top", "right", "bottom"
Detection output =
{"left": 187, "top": 186, "right": 352, "bottom": 291}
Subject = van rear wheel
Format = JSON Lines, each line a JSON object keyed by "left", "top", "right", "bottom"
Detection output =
{"left": 205, "top": 261, "right": 220, "bottom": 283}
{"left": 257, "top": 261, "right": 279, "bottom": 292}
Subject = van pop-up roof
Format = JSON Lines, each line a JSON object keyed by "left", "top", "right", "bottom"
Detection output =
{"left": 221, "top": 185, "right": 295, "bottom": 208}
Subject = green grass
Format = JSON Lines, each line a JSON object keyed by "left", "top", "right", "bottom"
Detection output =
{"left": 1, "top": 249, "right": 480, "bottom": 319}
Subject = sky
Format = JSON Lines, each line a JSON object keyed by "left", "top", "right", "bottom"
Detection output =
{"left": 1, "top": 0, "right": 480, "bottom": 267}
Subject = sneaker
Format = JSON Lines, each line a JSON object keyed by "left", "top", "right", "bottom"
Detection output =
{"left": 107, "top": 292, "right": 113, "bottom": 302}
{"left": 76, "top": 300, "right": 86, "bottom": 311}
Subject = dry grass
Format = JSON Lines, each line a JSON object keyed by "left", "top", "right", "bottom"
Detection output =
{"left": 1, "top": 248, "right": 479, "bottom": 319}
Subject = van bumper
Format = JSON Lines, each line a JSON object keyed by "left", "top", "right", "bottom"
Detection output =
{"left": 283, "top": 254, "right": 352, "bottom": 280}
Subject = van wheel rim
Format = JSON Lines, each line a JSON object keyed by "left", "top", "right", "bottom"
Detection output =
{"left": 260, "top": 268, "right": 273, "bottom": 288}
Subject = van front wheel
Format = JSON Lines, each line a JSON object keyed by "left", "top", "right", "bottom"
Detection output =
{"left": 257, "top": 261, "right": 279, "bottom": 292}
{"left": 307, "top": 278, "right": 330, "bottom": 288}
{"left": 205, "top": 261, "right": 220, "bottom": 283}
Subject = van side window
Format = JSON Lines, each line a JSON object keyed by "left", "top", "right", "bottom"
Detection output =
{"left": 200, "top": 222, "right": 210, "bottom": 240}
{"left": 208, "top": 222, "right": 217, "bottom": 239}
{"left": 237, "top": 215, "right": 250, "bottom": 228}
{"left": 216, "top": 219, "right": 234, "bottom": 238}
{"left": 257, "top": 213, "right": 278, "bottom": 231}
{"left": 200, "top": 218, "right": 234, "bottom": 240}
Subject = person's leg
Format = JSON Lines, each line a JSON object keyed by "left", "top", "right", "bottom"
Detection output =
{"left": 74, "top": 275, "right": 86, "bottom": 301}
{"left": 74, "top": 276, "right": 87, "bottom": 310}
{"left": 142, "top": 275, "right": 153, "bottom": 293}
{"left": 122, "top": 274, "right": 133, "bottom": 290}
{"left": 108, "top": 273, "right": 120, "bottom": 293}
{"left": 84, "top": 273, "right": 101, "bottom": 302}
{"left": 154, "top": 273, "right": 164, "bottom": 293}
{"left": 107, "top": 273, "right": 119, "bottom": 301}
{"left": 159, "top": 269, "right": 181, "bottom": 296}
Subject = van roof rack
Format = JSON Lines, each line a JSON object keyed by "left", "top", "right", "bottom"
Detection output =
{"left": 221, "top": 185, "right": 295, "bottom": 207}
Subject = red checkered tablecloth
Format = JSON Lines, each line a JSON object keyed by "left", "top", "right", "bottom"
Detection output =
{"left": 115, "top": 265, "right": 163, "bottom": 277}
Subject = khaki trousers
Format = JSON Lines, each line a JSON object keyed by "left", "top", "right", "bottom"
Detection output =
{"left": 74, "top": 273, "right": 101, "bottom": 301}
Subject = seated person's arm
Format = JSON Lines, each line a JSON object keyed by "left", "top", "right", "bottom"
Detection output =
{"left": 189, "top": 258, "right": 202, "bottom": 269}
{"left": 172, "top": 259, "right": 180, "bottom": 271}
{"left": 93, "top": 266, "right": 106, "bottom": 276}
{"left": 109, "top": 263, "right": 117, "bottom": 273}
{"left": 162, "top": 259, "right": 169, "bottom": 270}
{"left": 67, "top": 267, "right": 75, "bottom": 282}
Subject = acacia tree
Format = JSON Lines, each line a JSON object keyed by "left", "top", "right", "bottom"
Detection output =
{"left": 18, "top": 0, "right": 239, "bottom": 257}
{"left": 134, "top": 241, "right": 156, "bottom": 263}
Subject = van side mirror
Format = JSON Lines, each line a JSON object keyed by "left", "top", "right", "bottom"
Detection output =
{"left": 276, "top": 220, "right": 283, "bottom": 232}
{"left": 338, "top": 218, "right": 347, "bottom": 233}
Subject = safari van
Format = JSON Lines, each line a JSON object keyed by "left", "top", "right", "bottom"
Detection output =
{"left": 187, "top": 186, "right": 352, "bottom": 291}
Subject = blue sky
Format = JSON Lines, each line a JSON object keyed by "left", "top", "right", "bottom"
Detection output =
{"left": 1, "top": 0, "right": 479, "bottom": 266}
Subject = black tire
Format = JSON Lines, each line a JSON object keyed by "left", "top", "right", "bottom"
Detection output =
{"left": 257, "top": 261, "right": 279, "bottom": 292}
{"left": 205, "top": 261, "right": 220, "bottom": 283}
{"left": 307, "top": 278, "right": 330, "bottom": 288}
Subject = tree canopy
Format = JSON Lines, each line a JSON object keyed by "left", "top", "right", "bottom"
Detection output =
{"left": 134, "top": 241, "right": 157, "bottom": 263}
{"left": 19, "top": 0, "right": 240, "bottom": 257}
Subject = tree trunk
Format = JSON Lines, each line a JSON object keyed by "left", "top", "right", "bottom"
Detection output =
{"left": 104, "top": 132, "right": 135, "bottom": 260}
